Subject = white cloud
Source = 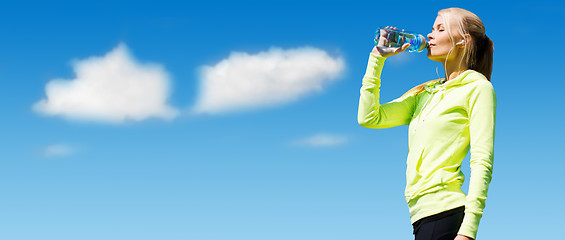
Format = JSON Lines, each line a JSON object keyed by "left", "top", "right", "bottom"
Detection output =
{"left": 293, "top": 133, "right": 348, "bottom": 147}
{"left": 33, "top": 44, "right": 179, "bottom": 123}
{"left": 192, "top": 47, "right": 345, "bottom": 114}
{"left": 42, "top": 144, "right": 75, "bottom": 158}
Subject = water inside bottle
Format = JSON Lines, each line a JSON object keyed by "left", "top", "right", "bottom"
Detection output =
{"left": 374, "top": 28, "right": 428, "bottom": 52}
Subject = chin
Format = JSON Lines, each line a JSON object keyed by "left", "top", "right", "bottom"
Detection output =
{"left": 427, "top": 50, "right": 446, "bottom": 62}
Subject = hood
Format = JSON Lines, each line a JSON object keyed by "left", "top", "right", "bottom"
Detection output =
{"left": 424, "top": 70, "right": 487, "bottom": 93}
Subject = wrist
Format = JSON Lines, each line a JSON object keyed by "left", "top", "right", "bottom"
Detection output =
{"left": 371, "top": 47, "right": 385, "bottom": 57}
{"left": 456, "top": 234, "right": 474, "bottom": 240}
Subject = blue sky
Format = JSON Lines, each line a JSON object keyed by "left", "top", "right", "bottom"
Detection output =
{"left": 0, "top": 0, "right": 563, "bottom": 239}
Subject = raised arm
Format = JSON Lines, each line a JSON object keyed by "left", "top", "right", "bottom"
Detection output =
{"left": 357, "top": 51, "right": 417, "bottom": 129}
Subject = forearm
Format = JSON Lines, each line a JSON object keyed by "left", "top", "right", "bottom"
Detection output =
{"left": 458, "top": 161, "right": 493, "bottom": 239}
{"left": 358, "top": 53, "right": 387, "bottom": 127}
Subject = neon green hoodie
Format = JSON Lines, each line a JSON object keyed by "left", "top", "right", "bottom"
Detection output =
{"left": 358, "top": 53, "right": 496, "bottom": 239}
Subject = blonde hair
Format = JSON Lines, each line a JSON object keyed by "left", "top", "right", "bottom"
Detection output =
{"left": 402, "top": 7, "right": 494, "bottom": 98}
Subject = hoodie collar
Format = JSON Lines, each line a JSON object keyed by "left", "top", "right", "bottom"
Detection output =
{"left": 425, "top": 69, "right": 486, "bottom": 93}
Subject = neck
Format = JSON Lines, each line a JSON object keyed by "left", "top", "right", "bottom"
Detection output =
{"left": 442, "top": 55, "right": 468, "bottom": 82}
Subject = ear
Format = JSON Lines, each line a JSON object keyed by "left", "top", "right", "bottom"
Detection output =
{"left": 457, "top": 33, "right": 472, "bottom": 48}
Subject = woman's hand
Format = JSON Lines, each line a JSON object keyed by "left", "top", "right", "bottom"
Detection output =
{"left": 372, "top": 26, "right": 411, "bottom": 57}
{"left": 454, "top": 234, "right": 474, "bottom": 240}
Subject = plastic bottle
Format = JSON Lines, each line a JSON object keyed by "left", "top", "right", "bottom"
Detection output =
{"left": 374, "top": 28, "right": 428, "bottom": 52}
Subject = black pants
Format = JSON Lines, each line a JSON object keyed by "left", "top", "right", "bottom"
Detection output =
{"left": 412, "top": 206, "right": 465, "bottom": 240}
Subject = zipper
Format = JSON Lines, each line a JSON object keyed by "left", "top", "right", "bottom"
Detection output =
{"left": 413, "top": 82, "right": 446, "bottom": 132}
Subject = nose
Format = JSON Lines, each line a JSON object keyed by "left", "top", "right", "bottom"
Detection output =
{"left": 427, "top": 32, "right": 433, "bottom": 40}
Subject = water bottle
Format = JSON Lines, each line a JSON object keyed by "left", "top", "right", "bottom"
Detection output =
{"left": 374, "top": 28, "right": 428, "bottom": 52}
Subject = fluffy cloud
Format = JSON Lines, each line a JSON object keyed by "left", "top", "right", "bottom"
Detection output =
{"left": 293, "top": 133, "right": 348, "bottom": 147}
{"left": 33, "top": 44, "right": 179, "bottom": 123}
{"left": 192, "top": 47, "right": 345, "bottom": 114}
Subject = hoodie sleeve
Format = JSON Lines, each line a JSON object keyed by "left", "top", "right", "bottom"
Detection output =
{"left": 358, "top": 53, "right": 417, "bottom": 129}
{"left": 458, "top": 80, "right": 497, "bottom": 239}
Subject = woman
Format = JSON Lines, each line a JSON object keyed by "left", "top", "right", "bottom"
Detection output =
{"left": 357, "top": 8, "right": 495, "bottom": 240}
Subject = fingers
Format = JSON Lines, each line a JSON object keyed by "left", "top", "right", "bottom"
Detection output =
{"left": 376, "top": 27, "right": 410, "bottom": 56}
{"left": 384, "top": 26, "right": 404, "bottom": 31}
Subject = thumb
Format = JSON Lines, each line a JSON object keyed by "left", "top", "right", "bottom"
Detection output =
{"left": 395, "top": 43, "right": 411, "bottom": 53}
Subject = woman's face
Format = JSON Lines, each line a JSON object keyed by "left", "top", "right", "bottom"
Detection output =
{"left": 426, "top": 15, "right": 464, "bottom": 62}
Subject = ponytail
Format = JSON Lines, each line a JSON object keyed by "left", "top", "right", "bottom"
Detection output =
{"left": 469, "top": 35, "right": 494, "bottom": 81}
